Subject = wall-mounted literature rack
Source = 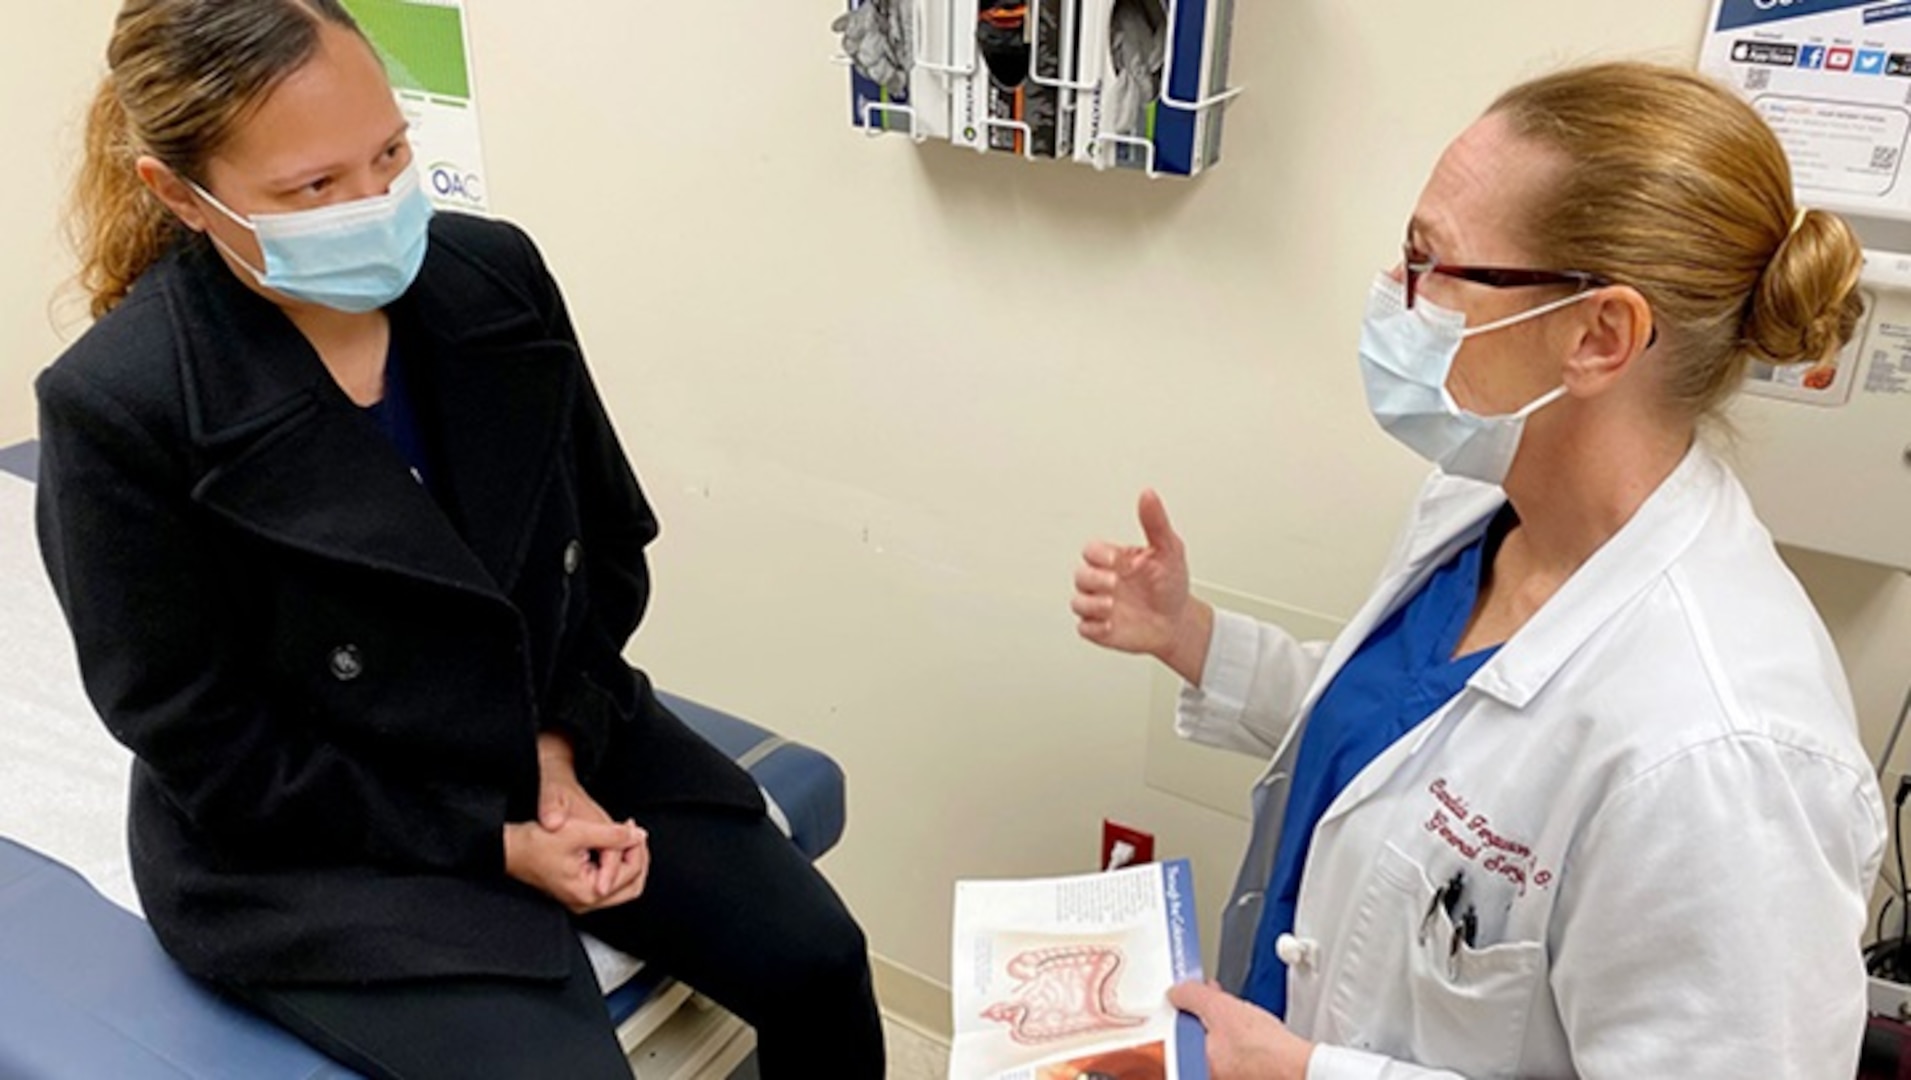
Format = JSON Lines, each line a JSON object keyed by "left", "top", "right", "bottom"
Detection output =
{"left": 831, "top": 0, "right": 1241, "bottom": 178}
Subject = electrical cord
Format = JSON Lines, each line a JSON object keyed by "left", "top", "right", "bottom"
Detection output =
{"left": 1857, "top": 604, "right": 1911, "bottom": 983}
{"left": 1876, "top": 679, "right": 1911, "bottom": 789}
{"left": 1865, "top": 775, "right": 1911, "bottom": 981}
{"left": 1872, "top": 680, "right": 1911, "bottom": 900}
{"left": 1879, "top": 892, "right": 1897, "bottom": 956}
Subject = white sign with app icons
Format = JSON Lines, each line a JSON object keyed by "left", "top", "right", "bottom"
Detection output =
{"left": 1701, "top": 0, "right": 1911, "bottom": 219}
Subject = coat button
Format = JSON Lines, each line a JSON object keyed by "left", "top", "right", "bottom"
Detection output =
{"left": 563, "top": 539, "right": 582, "bottom": 576}
{"left": 329, "top": 645, "right": 364, "bottom": 682}
{"left": 1275, "top": 933, "right": 1319, "bottom": 972}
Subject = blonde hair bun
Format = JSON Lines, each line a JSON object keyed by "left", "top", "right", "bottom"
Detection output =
{"left": 1490, "top": 62, "right": 1866, "bottom": 418}
{"left": 1743, "top": 208, "right": 1864, "bottom": 368}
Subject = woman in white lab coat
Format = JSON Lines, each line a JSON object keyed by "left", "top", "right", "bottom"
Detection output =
{"left": 1073, "top": 62, "right": 1886, "bottom": 1079}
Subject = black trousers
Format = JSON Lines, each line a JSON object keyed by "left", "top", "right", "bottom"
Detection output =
{"left": 223, "top": 805, "right": 885, "bottom": 1079}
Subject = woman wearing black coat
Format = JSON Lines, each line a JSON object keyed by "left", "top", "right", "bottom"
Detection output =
{"left": 36, "top": 3, "right": 884, "bottom": 1076}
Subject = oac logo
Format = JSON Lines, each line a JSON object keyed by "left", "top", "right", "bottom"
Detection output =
{"left": 427, "top": 162, "right": 485, "bottom": 208}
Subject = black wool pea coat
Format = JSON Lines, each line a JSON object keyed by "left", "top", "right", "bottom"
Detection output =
{"left": 35, "top": 213, "right": 761, "bottom": 985}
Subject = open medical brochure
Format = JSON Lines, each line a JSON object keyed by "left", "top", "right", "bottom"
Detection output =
{"left": 950, "top": 859, "right": 1208, "bottom": 1080}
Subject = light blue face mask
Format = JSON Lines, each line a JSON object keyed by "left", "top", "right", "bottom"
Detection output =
{"left": 188, "top": 164, "right": 433, "bottom": 314}
{"left": 1357, "top": 272, "right": 1591, "bottom": 485}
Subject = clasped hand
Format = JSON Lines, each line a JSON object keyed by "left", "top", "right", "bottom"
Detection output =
{"left": 503, "top": 733, "right": 649, "bottom": 913}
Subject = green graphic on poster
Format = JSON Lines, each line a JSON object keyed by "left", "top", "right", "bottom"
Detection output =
{"left": 339, "top": 0, "right": 488, "bottom": 211}
{"left": 345, "top": 0, "right": 469, "bottom": 100}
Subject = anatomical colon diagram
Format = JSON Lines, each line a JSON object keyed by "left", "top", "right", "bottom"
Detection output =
{"left": 980, "top": 943, "right": 1149, "bottom": 1045}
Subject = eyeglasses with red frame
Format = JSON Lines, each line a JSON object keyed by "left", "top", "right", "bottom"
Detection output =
{"left": 1402, "top": 242, "right": 1612, "bottom": 311}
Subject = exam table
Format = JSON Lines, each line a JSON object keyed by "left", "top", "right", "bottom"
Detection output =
{"left": 0, "top": 440, "right": 848, "bottom": 1079}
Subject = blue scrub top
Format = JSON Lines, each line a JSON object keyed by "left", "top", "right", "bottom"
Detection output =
{"left": 1241, "top": 511, "right": 1509, "bottom": 1016}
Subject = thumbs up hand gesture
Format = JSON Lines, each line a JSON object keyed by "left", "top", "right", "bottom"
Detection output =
{"left": 1072, "top": 489, "right": 1213, "bottom": 684}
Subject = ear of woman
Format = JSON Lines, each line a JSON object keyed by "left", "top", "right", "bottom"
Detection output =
{"left": 1561, "top": 285, "right": 1655, "bottom": 396}
{"left": 132, "top": 158, "right": 208, "bottom": 233}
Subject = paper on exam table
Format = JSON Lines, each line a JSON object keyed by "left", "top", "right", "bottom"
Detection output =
{"left": 0, "top": 471, "right": 140, "bottom": 913}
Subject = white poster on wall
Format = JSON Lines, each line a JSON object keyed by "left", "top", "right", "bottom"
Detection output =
{"left": 343, "top": 0, "right": 489, "bottom": 213}
{"left": 1699, "top": 0, "right": 1911, "bottom": 220}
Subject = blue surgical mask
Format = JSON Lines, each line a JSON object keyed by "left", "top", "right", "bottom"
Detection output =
{"left": 1358, "top": 273, "right": 1590, "bottom": 485}
{"left": 188, "top": 164, "right": 433, "bottom": 314}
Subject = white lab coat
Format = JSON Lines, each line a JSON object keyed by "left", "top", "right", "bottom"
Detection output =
{"left": 1180, "top": 444, "right": 1885, "bottom": 1079}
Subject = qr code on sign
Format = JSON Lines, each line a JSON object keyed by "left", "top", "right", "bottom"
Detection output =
{"left": 1745, "top": 67, "right": 1771, "bottom": 91}
{"left": 1874, "top": 145, "right": 1900, "bottom": 171}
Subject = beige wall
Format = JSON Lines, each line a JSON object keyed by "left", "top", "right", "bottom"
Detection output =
{"left": 9, "top": 0, "right": 1910, "bottom": 1010}
{"left": 461, "top": 0, "right": 1903, "bottom": 994}
{"left": 1, "top": 2, "right": 118, "bottom": 443}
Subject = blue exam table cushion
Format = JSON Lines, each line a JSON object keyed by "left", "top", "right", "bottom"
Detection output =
{"left": 0, "top": 837, "right": 354, "bottom": 1079}
{"left": 0, "top": 702, "right": 841, "bottom": 1074}
{"left": 0, "top": 439, "right": 38, "bottom": 480}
